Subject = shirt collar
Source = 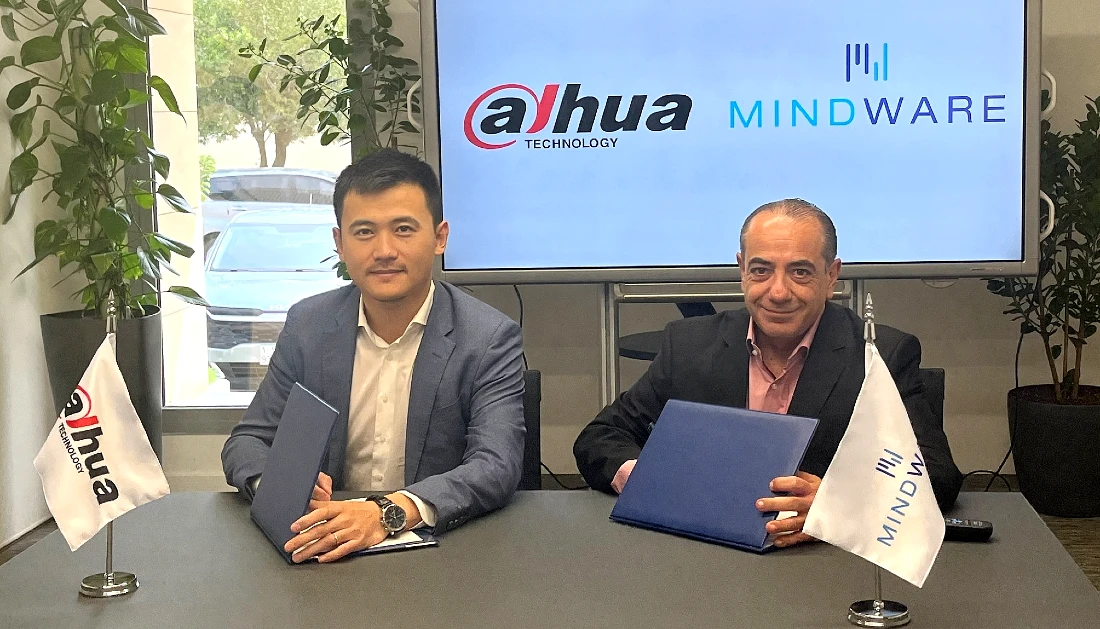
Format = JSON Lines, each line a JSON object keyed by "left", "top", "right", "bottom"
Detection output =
{"left": 746, "top": 308, "right": 824, "bottom": 360}
{"left": 358, "top": 281, "right": 436, "bottom": 347}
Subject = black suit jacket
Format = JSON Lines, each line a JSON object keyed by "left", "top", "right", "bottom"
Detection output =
{"left": 573, "top": 301, "right": 963, "bottom": 509}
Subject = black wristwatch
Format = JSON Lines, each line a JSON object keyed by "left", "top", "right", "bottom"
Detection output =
{"left": 367, "top": 495, "right": 407, "bottom": 535}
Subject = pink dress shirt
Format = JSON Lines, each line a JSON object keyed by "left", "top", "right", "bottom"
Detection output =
{"left": 746, "top": 313, "right": 823, "bottom": 414}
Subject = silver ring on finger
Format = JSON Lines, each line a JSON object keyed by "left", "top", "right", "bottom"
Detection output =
{"left": 332, "top": 531, "right": 340, "bottom": 544}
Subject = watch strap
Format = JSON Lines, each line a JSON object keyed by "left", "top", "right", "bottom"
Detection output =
{"left": 366, "top": 495, "right": 395, "bottom": 509}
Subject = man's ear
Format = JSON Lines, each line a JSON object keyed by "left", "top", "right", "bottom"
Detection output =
{"left": 333, "top": 227, "right": 343, "bottom": 260}
{"left": 434, "top": 220, "right": 449, "bottom": 255}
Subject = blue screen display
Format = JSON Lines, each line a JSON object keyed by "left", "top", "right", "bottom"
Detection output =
{"left": 433, "top": 0, "right": 1026, "bottom": 271}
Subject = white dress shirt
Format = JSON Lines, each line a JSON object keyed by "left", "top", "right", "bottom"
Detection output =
{"left": 343, "top": 281, "right": 437, "bottom": 527}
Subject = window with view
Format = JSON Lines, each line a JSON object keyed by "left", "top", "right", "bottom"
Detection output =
{"left": 154, "top": 0, "right": 433, "bottom": 409}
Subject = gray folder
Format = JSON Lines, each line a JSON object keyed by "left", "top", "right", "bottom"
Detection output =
{"left": 250, "top": 382, "right": 339, "bottom": 563}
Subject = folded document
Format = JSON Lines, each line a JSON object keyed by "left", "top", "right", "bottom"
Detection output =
{"left": 610, "top": 399, "right": 819, "bottom": 553}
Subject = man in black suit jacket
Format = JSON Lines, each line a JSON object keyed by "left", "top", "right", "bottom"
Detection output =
{"left": 574, "top": 199, "right": 963, "bottom": 548}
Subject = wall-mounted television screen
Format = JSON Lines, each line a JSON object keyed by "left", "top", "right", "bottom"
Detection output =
{"left": 420, "top": 0, "right": 1039, "bottom": 283}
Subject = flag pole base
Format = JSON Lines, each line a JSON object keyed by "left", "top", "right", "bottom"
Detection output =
{"left": 79, "top": 572, "right": 138, "bottom": 598}
{"left": 848, "top": 600, "right": 910, "bottom": 627}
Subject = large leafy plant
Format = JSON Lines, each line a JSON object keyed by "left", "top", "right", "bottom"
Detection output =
{"left": 237, "top": 0, "right": 422, "bottom": 160}
{"left": 2, "top": 0, "right": 206, "bottom": 317}
{"left": 987, "top": 93, "right": 1100, "bottom": 403}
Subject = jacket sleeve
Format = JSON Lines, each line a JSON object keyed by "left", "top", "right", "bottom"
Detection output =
{"left": 404, "top": 318, "right": 526, "bottom": 534}
{"left": 881, "top": 333, "right": 964, "bottom": 510}
{"left": 573, "top": 324, "right": 676, "bottom": 493}
{"left": 220, "top": 305, "right": 305, "bottom": 500}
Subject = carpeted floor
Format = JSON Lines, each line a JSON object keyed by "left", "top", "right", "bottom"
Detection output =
{"left": 1042, "top": 514, "right": 1100, "bottom": 589}
{"left": 962, "top": 473, "right": 1100, "bottom": 590}
{"left": 0, "top": 519, "right": 57, "bottom": 567}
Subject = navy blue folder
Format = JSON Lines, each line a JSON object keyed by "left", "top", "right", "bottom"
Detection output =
{"left": 250, "top": 382, "right": 340, "bottom": 563}
{"left": 609, "top": 399, "right": 819, "bottom": 553}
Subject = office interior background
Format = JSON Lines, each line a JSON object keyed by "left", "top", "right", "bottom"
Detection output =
{"left": 2, "top": 0, "right": 1099, "bottom": 552}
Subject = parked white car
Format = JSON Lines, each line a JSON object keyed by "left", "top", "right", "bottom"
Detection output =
{"left": 205, "top": 209, "right": 349, "bottom": 390}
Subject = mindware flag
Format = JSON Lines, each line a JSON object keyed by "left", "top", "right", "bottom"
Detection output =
{"left": 803, "top": 342, "right": 944, "bottom": 587}
{"left": 34, "top": 335, "right": 170, "bottom": 551}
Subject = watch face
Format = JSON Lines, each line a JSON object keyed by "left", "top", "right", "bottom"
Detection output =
{"left": 381, "top": 504, "right": 406, "bottom": 532}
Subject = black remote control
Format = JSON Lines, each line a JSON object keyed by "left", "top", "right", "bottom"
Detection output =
{"left": 944, "top": 517, "right": 993, "bottom": 542}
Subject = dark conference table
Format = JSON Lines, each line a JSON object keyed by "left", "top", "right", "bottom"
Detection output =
{"left": 2, "top": 491, "right": 1098, "bottom": 628}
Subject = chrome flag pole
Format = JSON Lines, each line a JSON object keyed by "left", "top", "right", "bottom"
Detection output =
{"left": 847, "top": 293, "right": 909, "bottom": 627}
{"left": 79, "top": 291, "right": 139, "bottom": 598}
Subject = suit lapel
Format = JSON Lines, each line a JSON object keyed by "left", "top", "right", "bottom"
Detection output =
{"left": 322, "top": 285, "right": 360, "bottom": 488}
{"left": 405, "top": 284, "right": 456, "bottom": 483}
{"left": 787, "top": 303, "right": 853, "bottom": 419}
{"left": 718, "top": 309, "right": 752, "bottom": 407}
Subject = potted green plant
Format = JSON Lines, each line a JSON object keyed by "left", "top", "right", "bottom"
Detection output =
{"left": 2, "top": 0, "right": 206, "bottom": 455}
{"left": 986, "top": 92, "right": 1100, "bottom": 516}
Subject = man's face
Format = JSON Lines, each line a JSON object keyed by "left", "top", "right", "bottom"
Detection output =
{"left": 334, "top": 184, "right": 448, "bottom": 308}
{"left": 737, "top": 213, "right": 841, "bottom": 346}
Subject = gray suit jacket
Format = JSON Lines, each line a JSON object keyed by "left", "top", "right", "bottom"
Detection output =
{"left": 221, "top": 281, "right": 526, "bottom": 534}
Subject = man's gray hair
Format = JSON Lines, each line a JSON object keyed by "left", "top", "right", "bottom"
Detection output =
{"left": 739, "top": 199, "right": 837, "bottom": 262}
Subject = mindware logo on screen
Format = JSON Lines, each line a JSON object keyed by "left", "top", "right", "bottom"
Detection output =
{"left": 730, "top": 43, "right": 1008, "bottom": 129}
{"left": 463, "top": 83, "right": 693, "bottom": 150}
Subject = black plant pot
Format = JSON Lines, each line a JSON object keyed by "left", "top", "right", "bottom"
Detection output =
{"left": 1009, "top": 384, "right": 1100, "bottom": 517}
{"left": 40, "top": 307, "right": 163, "bottom": 460}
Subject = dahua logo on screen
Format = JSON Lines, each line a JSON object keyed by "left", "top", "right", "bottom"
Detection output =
{"left": 729, "top": 42, "right": 1009, "bottom": 129}
{"left": 463, "top": 83, "right": 693, "bottom": 150}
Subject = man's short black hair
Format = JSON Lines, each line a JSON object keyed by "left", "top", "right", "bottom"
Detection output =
{"left": 333, "top": 149, "right": 443, "bottom": 227}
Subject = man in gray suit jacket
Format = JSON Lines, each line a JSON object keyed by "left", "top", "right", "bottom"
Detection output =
{"left": 222, "top": 150, "right": 525, "bottom": 563}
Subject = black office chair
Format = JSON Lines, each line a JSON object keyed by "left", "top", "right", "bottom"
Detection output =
{"left": 619, "top": 302, "right": 715, "bottom": 361}
{"left": 519, "top": 369, "right": 542, "bottom": 490}
{"left": 918, "top": 367, "right": 946, "bottom": 430}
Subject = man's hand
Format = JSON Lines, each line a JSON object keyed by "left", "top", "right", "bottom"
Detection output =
{"left": 283, "top": 492, "right": 422, "bottom": 563}
{"left": 755, "top": 471, "right": 821, "bottom": 548}
{"left": 312, "top": 472, "right": 332, "bottom": 502}
{"left": 611, "top": 459, "right": 637, "bottom": 494}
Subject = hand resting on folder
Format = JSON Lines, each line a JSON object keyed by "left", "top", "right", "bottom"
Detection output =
{"left": 614, "top": 460, "right": 821, "bottom": 548}
{"left": 284, "top": 492, "right": 423, "bottom": 563}
{"left": 755, "top": 471, "right": 821, "bottom": 547}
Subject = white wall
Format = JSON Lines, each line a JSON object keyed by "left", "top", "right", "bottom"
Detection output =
{"left": 0, "top": 39, "right": 84, "bottom": 545}
{"left": 1042, "top": 0, "right": 1100, "bottom": 135}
